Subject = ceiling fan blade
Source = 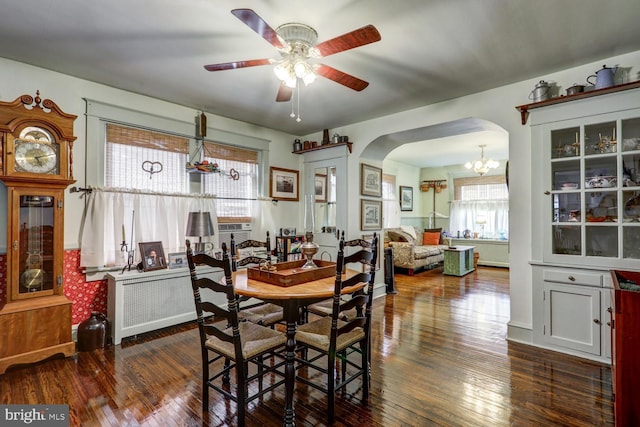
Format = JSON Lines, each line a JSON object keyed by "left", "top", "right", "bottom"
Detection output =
{"left": 276, "top": 85, "right": 293, "bottom": 102}
{"left": 314, "top": 25, "right": 381, "bottom": 57}
{"left": 315, "top": 64, "right": 369, "bottom": 91}
{"left": 231, "top": 9, "right": 285, "bottom": 49}
{"left": 204, "top": 59, "right": 271, "bottom": 71}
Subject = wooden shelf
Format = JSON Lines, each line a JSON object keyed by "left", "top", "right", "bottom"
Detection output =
{"left": 293, "top": 141, "right": 352, "bottom": 154}
{"left": 516, "top": 80, "right": 640, "bottom": 125}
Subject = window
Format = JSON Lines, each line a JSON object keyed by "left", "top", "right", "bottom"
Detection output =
{"left": 201, "top": 141, "right": 259, "bottom": 222}
{"left": 105, "top": 123, "right": 189, "bottom": 192}
{"left": 382, "top": 174, "right": 399, "bottom": 228}
{"left": 454, "top": 175, "right": 508, "bottom": 201}
{"left": 450, "top": 175, "right": 509, "bottom": 240}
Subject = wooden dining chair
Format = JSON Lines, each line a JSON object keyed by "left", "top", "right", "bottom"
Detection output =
{"left": 230, "top": 232, "right": 284, "bottom": 327}
{"left": 306, "top": 231, "right": 374, "bottom": 321}
{"left": 186, "top": 240, "right": 286, "bottom": 427}
{"left": 294, "top": 232, "right": 378, "bottom": 424}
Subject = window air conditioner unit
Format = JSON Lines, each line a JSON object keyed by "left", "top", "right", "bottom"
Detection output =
{"left": 218, "top": 223, "right": 253, "bottom": 251}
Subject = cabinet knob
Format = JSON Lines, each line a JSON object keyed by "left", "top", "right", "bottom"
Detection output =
{"left": 544, "top": 190, "right": 551, "bottom": 195}
{"left": 593, "top": 318, "right": 601, "bottom": 325}
{"left": 607, "top": 307, "right": 612, "bottom": 313}
{"left": 568, "top": 275, "right": 575, "bottom": 281}
{"left": 607, "top": 321, "right": 611, "bottom": 326}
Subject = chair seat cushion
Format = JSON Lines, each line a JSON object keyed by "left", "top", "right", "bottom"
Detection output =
{"left": 239, "top": 303, "right": 283, "bottom": 326}
{"left": 206, "top": 321, "right": 285, "bottom": 360}
{"left": 295, "top": 316, "right": 365, "bottom": 352}
{"left": 306, "top": 299, "right": 350, "bottom": 320}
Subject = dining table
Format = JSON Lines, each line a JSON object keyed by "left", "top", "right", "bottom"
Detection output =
{"left": 232, "top": 267, "right": 366, "bottom": 427}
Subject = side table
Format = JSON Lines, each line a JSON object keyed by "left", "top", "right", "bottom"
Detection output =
{"left": 443, "top": 246, "right": 475, "bottom": 276}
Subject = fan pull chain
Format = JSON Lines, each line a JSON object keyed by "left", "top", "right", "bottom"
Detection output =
{"left": 296, "top": 83, "right": 301, "bottom": 122}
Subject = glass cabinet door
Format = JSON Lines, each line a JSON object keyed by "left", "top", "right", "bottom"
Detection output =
{"left": 547, "top": 113, "right": 640, "bottom": 262}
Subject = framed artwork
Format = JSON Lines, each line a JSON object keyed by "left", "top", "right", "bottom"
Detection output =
{"left": 361, "top": 199, "right": 382, "bottom": 230}
{"left": 400, "top": 186, "right": 413, "bottom": 211}
{"left": 167, "top": 252, "right": 187, "bottom": 269}
{"left": 138, "top": 241, "right": 167, "bottom": 272}
{"left": 270, "top": 166, "right": 299, "bottom": 201}
{"left": 314, "top": 173, "right": 327, "bottom": 202}
{"left": 360, "top": 163, "right": 382, "bottom": 197}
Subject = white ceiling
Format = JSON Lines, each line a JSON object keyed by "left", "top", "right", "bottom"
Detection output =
{"left": 1, "top": 1, "right": 640, "bottom": 167}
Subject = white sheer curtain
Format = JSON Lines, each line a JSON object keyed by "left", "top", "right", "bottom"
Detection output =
{"left": 80, "top": 188, "right": 218, "bottom": 267}
{"left": 449, "top": 199, "right": 509, "bottom": 239}
{"left": 251, "top": 198, "right": 276, "bottom": 242}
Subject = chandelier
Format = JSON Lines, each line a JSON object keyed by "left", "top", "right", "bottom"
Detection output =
{"left": 464, "top": 144, "right": 499, "bottom": 176}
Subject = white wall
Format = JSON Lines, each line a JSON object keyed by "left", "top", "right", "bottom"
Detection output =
{"left": 3, "top": 49, "right": 640, "bottom": 344}
{"left": 382, "top": 158, "right": 423, "bottom": 224}
{"left": 303, "top": 49, "right": 640, "bottom": 342}
{"left": 0, "top": 57, "right": 301, "bottom": 252}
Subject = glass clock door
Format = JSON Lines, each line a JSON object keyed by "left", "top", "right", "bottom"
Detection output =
{"left": 17, "top": 194, "right": 55, "bottom": 295}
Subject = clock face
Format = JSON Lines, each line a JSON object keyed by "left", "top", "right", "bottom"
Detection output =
{"left": 14, "top": 140, "right": 59, "bottom": 174}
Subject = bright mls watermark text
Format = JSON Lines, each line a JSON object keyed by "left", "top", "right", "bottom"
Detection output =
{"left": 1, "top": 405, "right": 69, "bottom": 426}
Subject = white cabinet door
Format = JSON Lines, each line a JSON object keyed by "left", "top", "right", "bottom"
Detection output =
{"left": 543, "top": 282, "right": 602, "bottom": 355}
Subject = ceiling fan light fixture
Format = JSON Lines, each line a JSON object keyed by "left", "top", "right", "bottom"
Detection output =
{"left": 465, "top": 144, "right": 499, "bottom": 176}
{"left": 276, "top": 23, "right": 318, "bottom": 48}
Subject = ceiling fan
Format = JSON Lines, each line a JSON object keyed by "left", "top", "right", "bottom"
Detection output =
{"left": 204, "top": 9, "right": 381, "bottom": 103}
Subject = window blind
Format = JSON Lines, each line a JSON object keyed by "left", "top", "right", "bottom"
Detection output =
{"left": 202, "top": 141, "right": 259, "bottom": 222}
{"left": 105, "top": 123, "right": 189, "bottom": 193}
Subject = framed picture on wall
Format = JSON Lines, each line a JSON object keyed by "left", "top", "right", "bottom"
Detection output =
{"left": 360, "top": 163, "right": 382, "bottom": 197}
{"left": 270, "top": 166, "right": 299, "bottom": 201}
{"left": 138, "top": 241, "right": 167, "bottom": 272}
{"left": 361, "top": 199, "right": 382, "bottom": 230}
{"left": 400, "top": 186, "right": 413, "bottom": 211}
{"left": 315, "top": 174, "right": 327, "bottom": 202}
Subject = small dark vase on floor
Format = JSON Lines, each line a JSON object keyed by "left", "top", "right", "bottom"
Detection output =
{"left": 77, "top": 312, "right": 110, "bottom": 351}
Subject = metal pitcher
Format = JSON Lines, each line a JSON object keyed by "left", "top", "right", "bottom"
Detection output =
{"left": 529, "top": 80, "right": 551, "bottom": 102}
{"left": 587, "top": 65, "right": 618, "bottom": 89}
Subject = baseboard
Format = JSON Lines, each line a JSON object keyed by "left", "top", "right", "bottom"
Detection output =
{"left": 506, "top": 321, "right": 532, "bottom": 344}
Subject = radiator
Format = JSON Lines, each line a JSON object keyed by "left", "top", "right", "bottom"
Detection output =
{"left": 107, "top": 266, "right": 223, "bottom": 344}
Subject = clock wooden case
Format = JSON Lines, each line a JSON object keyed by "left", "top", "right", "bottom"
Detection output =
{"left": 0, "top": 91, "right": 77, "bottom": 374}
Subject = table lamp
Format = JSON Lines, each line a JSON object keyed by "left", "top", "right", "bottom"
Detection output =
{"left": 186, "top": 211, "right": 214, "bottom": 254}
{"left": 300, "top": 194, "right": 319, "bottom": 268}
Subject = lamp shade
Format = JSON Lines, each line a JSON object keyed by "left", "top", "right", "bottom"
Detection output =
{"left": 186, "top": 212, "right": 214, "bottom": 237}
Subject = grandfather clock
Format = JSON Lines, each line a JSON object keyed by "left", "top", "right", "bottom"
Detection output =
{"left": 0, "top": 91, "right": 77, "bottom": 374}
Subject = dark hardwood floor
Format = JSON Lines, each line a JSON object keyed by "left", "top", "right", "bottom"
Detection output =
{"left": 0, "top": 266, "right": 614, "bottom": 426}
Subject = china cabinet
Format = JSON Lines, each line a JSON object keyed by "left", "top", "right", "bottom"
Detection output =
{"left": 0, "top": 92, "right": 77, "bottom": 374}
{"left": 529, "top": 86, "right": 640, "bottom": 363}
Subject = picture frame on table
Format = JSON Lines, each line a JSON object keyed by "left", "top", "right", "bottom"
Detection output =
{"left": 360, "top": 163, "right": 382, "bottom": 197}
{"left": 400, "top": 186, "right": 413, "bottom": 211}
{"left": 139, "top": 241, "right": 167, "bottom": 272}
{"left": 270, "top": 166, "right": 299, "bottom": 201}
{"left": 314, "top": 173, "right": 327, "bottom": 202}
{"left": 167, "top": 252, "right": 188, "bottom": 269}
{"left": 361, "top": 199, "right": 382, "bottom": 230}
